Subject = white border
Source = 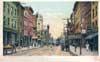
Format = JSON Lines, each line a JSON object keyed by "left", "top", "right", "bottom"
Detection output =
{"left": 0, "top": 0, "right": 100, "bottom": 62}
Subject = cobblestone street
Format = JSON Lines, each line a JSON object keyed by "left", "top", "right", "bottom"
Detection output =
{"left": 8, "top": 46, "right": 72, "bottom": 56}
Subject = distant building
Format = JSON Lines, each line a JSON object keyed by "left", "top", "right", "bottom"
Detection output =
{"left": 23, "top": 6, "right": 34, "bottom": 47}
{"left": 32, "top": 15, "right": 37, "bottom": 47}
{"left": 43, "top": 25, "right": 50, "bottom": 45}
{"left": 36, "top": 13, "right": 43, "bottom": 46}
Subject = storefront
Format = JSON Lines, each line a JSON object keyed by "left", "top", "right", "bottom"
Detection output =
{"left": 32, "top": 36, "right": 38, "bottom": 47}
{"left": 3, "top": 31, "right": 17, "bottom": 46}
{"left": 68, "top": 34, "right": 81, "bottom": 46}
{"left": 85, "top": 32, "right": 98, "bottom": 51}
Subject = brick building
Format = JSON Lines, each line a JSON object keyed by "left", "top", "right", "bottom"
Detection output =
{"left": 23, "top": 7, "right": 34, "bottom": 47}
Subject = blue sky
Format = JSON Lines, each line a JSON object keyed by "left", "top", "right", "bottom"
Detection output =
{"left": 22, "top": 2, "right": 75, "bottom": 17}
{"left": 22, "top": 2, "right": 75, "bottom": 39}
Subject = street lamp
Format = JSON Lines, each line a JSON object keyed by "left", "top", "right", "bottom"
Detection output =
{"left": 64, "top": 24, "right": 67, "bottom": 38}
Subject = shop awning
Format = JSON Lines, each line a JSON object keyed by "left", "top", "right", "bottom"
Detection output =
{"left": 85, "top": 33, "right": 98, "bottom": 40}
{"left": 68, "top": 35, "right": 81, "bottom": 40}
{"left": 32, "top": 36, "right": 38, "bottom": 39}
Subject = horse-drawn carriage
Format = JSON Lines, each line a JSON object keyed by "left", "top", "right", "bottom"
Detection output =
{"left": 3, "top": 44, "right": 16, "bottom": 55}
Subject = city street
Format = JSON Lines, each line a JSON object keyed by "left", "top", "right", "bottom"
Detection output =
{"left": 3, "top": 2, "right": 98, "bottom": 56}
{"left": 8, "top": 45, "right": 72, "bottom": 56}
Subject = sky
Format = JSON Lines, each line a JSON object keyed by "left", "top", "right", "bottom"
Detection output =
{"left": 22, "top": 2, "right": 75, "bottom": 39}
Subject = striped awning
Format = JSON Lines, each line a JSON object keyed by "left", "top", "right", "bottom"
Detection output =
{"left": 85, "top": 33, "right": 98, "bottom": 40}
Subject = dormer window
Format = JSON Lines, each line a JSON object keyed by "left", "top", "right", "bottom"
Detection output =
{"left": 24, "top": 10, "right": 28, "bottom": 17}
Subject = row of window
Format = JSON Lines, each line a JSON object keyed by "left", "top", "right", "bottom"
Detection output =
{"left": 92, "top": 20, "right": 98, "bottom": 28}
{"left": 3, "top": 16, "right": 17, "bottom": 29}
{"left": 4, "top": 3, "right": 17, "bottom": 16}
{"left": 92, "top": 5, "right": 98, "bottom": 19}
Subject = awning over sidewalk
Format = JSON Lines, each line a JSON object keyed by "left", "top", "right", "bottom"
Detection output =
{"left": 85, "top": 33, "right": 98, "bottom": 40}
{"left": 32, "top": 36, "right": 38, "bottom": 39}
{"left": 68, "top": 35, "right": 81, "bottom": 40}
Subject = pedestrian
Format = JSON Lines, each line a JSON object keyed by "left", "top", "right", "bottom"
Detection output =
{"left": 86, "top": 41, "right": 89, "bottom": 51}
{"left": 90, "top": 42, "right": 93, "bottom": 51}
{"left": 74, "top": 43, "right": 77, "bottom": 52}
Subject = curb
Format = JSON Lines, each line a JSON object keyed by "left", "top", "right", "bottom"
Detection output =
{"left": 69, "top": 51, "right": 78, "bottom": 56}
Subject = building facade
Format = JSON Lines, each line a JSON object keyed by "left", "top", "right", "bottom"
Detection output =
{"left": 43, "top": 25, "right": 50, "bottom": 45}
{"left": 73, "top": 2, "right": 81, "bottom": 34}
{"left": 32, "top": 15, "right": 37, "bottom": 47}
{"left": 91, "top": 2, "right": 98, "bottom": 31}
{"left": 16, "top": 3, "right": 25, "bottom": 47}
{"left": 69, "top": 2, "right": 98, "bottom": 52}
{"left": 36, "top": 13, "right": 43, "bottom": 46}
{"left": 23, "top": 7, "right": 34, "bottom": 47}
{"left": 3, "top": 2, "right": 19, "bottom": 46}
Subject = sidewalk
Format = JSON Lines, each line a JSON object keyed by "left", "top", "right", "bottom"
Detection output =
{"left": 16, "top": 46, "right": 40, "bottom": 52}
{"left": 69, "top": 45, "right": 98, "bottom": 56}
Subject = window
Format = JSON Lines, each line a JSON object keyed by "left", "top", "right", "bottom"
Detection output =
{"left": 6, "top": 4, "right": 8, "bottom": 13}
{"left": 93, "top": 9, "right": 94, "bottom": 19}
{"left": 24, "top": 10, "right": 28, "bottom": 17}
{"left": 92, "top": 22, "right": 95, "bottom": 28}
{"left": 8, "top": 18, "right": 9, "bottom": 25}
{"left": 3, "top": 16, "right": 5, "bottom": 25}
{"left": 3, "top": 16, "right": 5, "bottom": 21}
{"left": 11, "top": 7, "right": 13, "bottom": 15}
{"left": 12, "top": 19, "right": 13, "bottom": 28}
{"left": 38, "top": 35, "right": 40, "bottom": 38}
{"left": 3, "top": 20, "right": 5, "bottom": 25}
{"left": 3, "top": 3, "right": 5, "bottom": 12}
{"left": 96, "top": 20, "right": 97, "bottom": 26}
{"left": 96, "top": 6, "right": 97, "bottom": 16}
{"left": 8, "top": 5, "right": 9, "bottom": 14}
{"left": 15, "top": 9, "right": 16, "bottom": 15}
{"left": 15, "top": 9, "right": 17, "bottom": 16}
{"left": 15, "top": 21, "right": 16, "bottom": 28}
{"left": 12, "top": 23, "right": 13, "bottom": 28}
{"left": 16, "top": 9, "right": 17, "bottom": 16}
{"left": 93, "top": 2, "right": 95, "bottom": 5}
{"left": 38, "top": 23, "right": 40, "bottom": 25}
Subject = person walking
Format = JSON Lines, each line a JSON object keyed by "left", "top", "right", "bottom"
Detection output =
{"left": 73, "top": 42, "right": 77, "bottom": 52}
{"left": 86, "top": 41, "right": 89, "bottom": 51}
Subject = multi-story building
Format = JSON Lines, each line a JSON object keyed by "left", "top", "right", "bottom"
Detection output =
{"left": 68, "top": 12, "right": 75, "bottom": 35}
{"left": 71, "top": 2, "right": 98, "bottom": 51}
{"left": 80, "top": 2, "right": 98, "bottom": 51}
{"left": 36, "top": 13, "right": 43, "bottom": 46}
{"left": 23, "top": 6, "right": 34, "bottom": 47}
{"left": 43, "top": 25, "right": 48, "bottom": 45}
{"left": 16, "top": 3, "right": 25, "bottom": 47}
{"left": 79, "top": 2, "right": 91, "bottom": 34}
{"left": 73, "top": 2, "right": 91, "bottom": 34}
{"left": 85, "top": 2, "right": 98, "bottom": 51}
{"left": 73, "top": 2, "right": 81, "bottom": 34}
{"left": 91, "top": 2, "right": 98, "bottom": 31}
{"left": 32, "top": 15, "right": 37, "bottom": 47}
{"left": 3, "top": 2, "right": 19, "bottom": 46}
{"left": 80, "top": 2, "right": 91, "bottom": 46}
{"left": 43, "top": 25, "right": 50, "bottom": 45}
